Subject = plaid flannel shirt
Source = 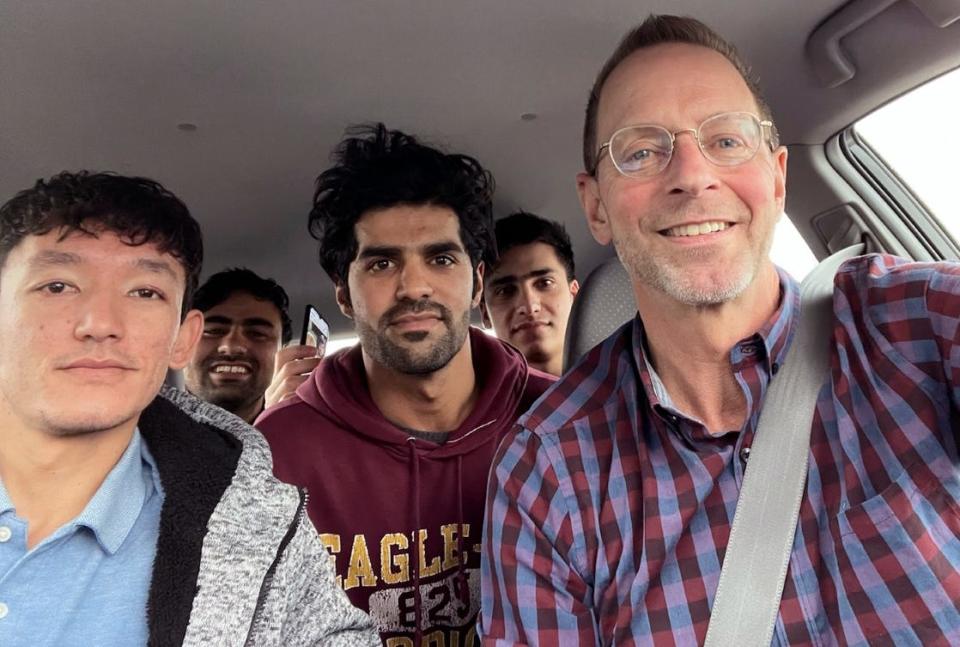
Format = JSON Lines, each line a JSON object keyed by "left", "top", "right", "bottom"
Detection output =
{"left": 480, "top": 254, "right": 960, "bottom": 646}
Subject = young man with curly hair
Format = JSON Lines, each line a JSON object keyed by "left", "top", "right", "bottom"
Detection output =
{"left": 0, "top": 171, "right": 377, "bottom": 646}
{"left": 257, "top": 124, "right": 554, "bottom": 646}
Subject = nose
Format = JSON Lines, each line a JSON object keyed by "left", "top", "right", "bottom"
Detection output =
{"left": 396, "top": 260, "right": 434, "bottom": 302}
{"left": 517, "top": 284, "right": 541, "bottom": 316}
{"left": 73, "top": 291, "right": 125, "bottom": 342}
{"left": 217, "top": 327, "right": 247, "bottom": 355}
{"left": 663, "top": 130, "right": 720, "bottom": 197}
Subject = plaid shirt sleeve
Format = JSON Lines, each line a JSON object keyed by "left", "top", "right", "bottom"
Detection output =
{"left": 922, "top": 263, "right": 960, "bottom": 418}
{"left": 479, "top": 424, "right": 599, "bottom": 647}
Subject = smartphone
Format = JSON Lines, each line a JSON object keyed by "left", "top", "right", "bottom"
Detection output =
{"left": 300, "top": 304, "right": 329, "bottom": 357}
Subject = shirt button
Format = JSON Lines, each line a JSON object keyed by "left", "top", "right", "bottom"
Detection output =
{"left": 739, "top": 446, "right": 751, "bottom": 463}
{"left": 0, "top": 602, "right": 8, "bottom": 619}
{"left": 0, "top": 526, "right": 10, "bottom": 542}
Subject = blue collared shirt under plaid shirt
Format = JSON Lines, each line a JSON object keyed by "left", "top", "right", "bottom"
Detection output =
{"left": 480, "top": 254, "right": 960, "bottom": 646}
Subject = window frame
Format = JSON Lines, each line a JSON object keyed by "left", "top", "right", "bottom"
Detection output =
{"left": 839, "top": 125, "right": 960, "bottom": 261}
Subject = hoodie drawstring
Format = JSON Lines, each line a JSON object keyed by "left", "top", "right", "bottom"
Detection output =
{"left": 409, "top": 439, "right": 423, "bottom": 645}
{"left": 455, "top": 454, "right": 470, "bottom": 606}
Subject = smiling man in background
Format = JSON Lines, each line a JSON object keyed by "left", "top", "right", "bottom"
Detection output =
{"left": 183, "top": 267, "right": 292, "bottom": 423}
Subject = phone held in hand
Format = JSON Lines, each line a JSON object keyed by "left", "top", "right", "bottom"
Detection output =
{"left": 300, "top": 304, "right": 329, "bottom": 358}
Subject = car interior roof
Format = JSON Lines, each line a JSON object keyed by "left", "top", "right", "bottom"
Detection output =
{"left": 3, "top": 0, "right": 959, "bottom": 337}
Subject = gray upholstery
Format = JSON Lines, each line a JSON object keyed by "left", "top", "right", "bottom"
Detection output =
{"left": 165, "top": 368, "right": 185, "bottom": 390}
{"left": 563, "top": 256, "right": 637, "bottom": 371}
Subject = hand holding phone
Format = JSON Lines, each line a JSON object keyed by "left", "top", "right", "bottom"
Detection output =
{"left": 262, "top": 305, "right": 329, "bottom": 411}
{"left": 300, "top": 304, "right": 329, "bottom": 357}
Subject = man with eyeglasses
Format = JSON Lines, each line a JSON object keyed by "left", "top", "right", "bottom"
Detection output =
{"left": 480, "top": 14, "right": 960, "bottom": 646}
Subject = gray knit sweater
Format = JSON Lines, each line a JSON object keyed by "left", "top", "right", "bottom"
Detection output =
{"left": 139, "top": 386, "right": 379, "bottom": 646}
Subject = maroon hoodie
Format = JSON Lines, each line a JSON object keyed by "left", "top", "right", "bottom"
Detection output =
{"left": 257, "top": 328, "right": 554, "bottom": 646}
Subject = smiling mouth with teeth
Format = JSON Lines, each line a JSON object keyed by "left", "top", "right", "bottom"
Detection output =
{"left": 663, "top": 221, "right": 730, "bottom": 237}
{"left": 213, "top": 365, "right": 250, "bottom": 374}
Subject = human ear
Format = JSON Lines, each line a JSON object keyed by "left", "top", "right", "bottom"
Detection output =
{"left": 169, "top": 309, "right": 204, "bottom": 370}
{"left": 576, "top": 172, "right": 612, "bottom": 246}
{"left": 335, "top": 282, "right": 353, "bottom": 318}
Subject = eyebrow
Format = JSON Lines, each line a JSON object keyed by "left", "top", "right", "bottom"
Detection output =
{"left": 204, "top": 315, "right": 277, "bottom": 329}
{"left": 25, "top": 251, "right": 179, "bottom": 281}
{"left": 27, "top": 250, "right": 83, "bottom": 269}
{"left": 135, "top": 258, "right": 179, "bottom": 280}
{"left": 489, "top": 267, "right": 556, "bottom": 289}
{"left": 356, "top": 239, "right": 466, "bottom": 260}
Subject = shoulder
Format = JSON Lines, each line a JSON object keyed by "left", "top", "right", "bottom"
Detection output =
{"left": 255, "top": 394, "right": 312, "bottom": 436}
{"left": 153, "top": 387, "right": 299, "bottom": 490}
{"left": 143, "top": 388, "right": 251, "bottom": 472}
{"left": 834, "top": 253, "right": 960, "bottom": 321}
{"left": 835, "top": 253, "right": 960, "bottom": 293}
{"left": 519, "top": 319, "right": 638, "bottom": 443}
{"left": 518, "top": 366, "right": 557, "bottom": 410}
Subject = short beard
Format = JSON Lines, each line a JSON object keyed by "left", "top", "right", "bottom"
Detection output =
{"left": 187, "top": 356, "right": 266, "bottom": 416}
{"left": 358, "top": 299, "right": 470, "bottom": 375}
{"left": 614, "top": 232, "right": 770, "bottom": 307}
{"left": 203, "top": 390, "right": 261, "bottom": 414}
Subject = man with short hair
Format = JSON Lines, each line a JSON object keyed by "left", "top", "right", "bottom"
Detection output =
{"left": 0, "top": 171, "right": 377, "bottom": 646}
{"left": 481, "top": 15, "right": 960, "bottom": 645}
{"left": 184, "top": 267, "right": 293, "bottom": 423}
{"left": 481, "top": 211, "right": 579, "bottom": 376}
{"left": 257, "top": 124, "right": 554, "bottom": 646}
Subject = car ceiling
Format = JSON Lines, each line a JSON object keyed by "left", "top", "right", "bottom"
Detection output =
{"left": 3, "top": 0, "right": 959, "bottom": 336}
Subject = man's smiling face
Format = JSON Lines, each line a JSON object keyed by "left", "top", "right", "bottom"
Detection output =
{"left": 579, "top": 43, "right": 787, "bottom": 306}
{"left": 184, "top": 290, "right": 283, "bottom": 415}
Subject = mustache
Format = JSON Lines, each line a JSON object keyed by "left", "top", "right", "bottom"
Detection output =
{"left": 383, "top": 299, "right": 452, "bottom": 325}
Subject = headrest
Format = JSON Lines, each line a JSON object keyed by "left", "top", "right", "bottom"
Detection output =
{"left": 165, "top": 368, "right": 185, "bottom": 390}
{"left": 563, "top": 256, "right": 637, "bottom": 371}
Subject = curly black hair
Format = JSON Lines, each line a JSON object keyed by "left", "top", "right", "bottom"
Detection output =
{"left": 0, "top": 171, "right": 203, "bottom": 314}
{"left": 308, "top": 123, "right": 497, "bottom": 284}
{"left": 495, "top": 211, "right": 576, "bottom": 281}
{"left": 192, "top": 267, "right": 293, "bottom": 344}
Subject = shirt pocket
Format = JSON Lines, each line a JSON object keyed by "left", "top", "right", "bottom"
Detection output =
{"left": 830, "top": 466, "right": 960, "bottom": 645}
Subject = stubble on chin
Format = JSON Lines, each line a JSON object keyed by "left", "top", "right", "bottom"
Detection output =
{"left": 359, "top": 308, "right": 471, "bottom": 375}
{"left": 37, "top": 409, "right": 137, "bottom": 438}
{"left": 614, "top": 236, "right": 761, "bottom": 307}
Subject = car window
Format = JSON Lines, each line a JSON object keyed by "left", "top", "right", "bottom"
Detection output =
{"left": 772, "top": 215, "right": 818, "bottom": 280}
{"left": 855, "top": 67, "right": 960, "bottom": 242}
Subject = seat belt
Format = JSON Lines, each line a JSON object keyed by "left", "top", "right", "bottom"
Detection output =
{"left": 703, "top": 243, "right": 865, "bottom": 647}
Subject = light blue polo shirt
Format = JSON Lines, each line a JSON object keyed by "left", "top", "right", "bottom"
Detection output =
{"left": 0, "top": 429, "right": 164, "bottom": 646}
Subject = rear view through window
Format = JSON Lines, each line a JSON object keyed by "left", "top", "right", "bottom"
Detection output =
{"left": 856, "top": 67, "right": 960, "bottom": 243}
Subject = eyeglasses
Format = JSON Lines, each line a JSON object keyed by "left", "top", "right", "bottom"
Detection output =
{"left": 592, "top": 111, "right": 779, "bottom": 178}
